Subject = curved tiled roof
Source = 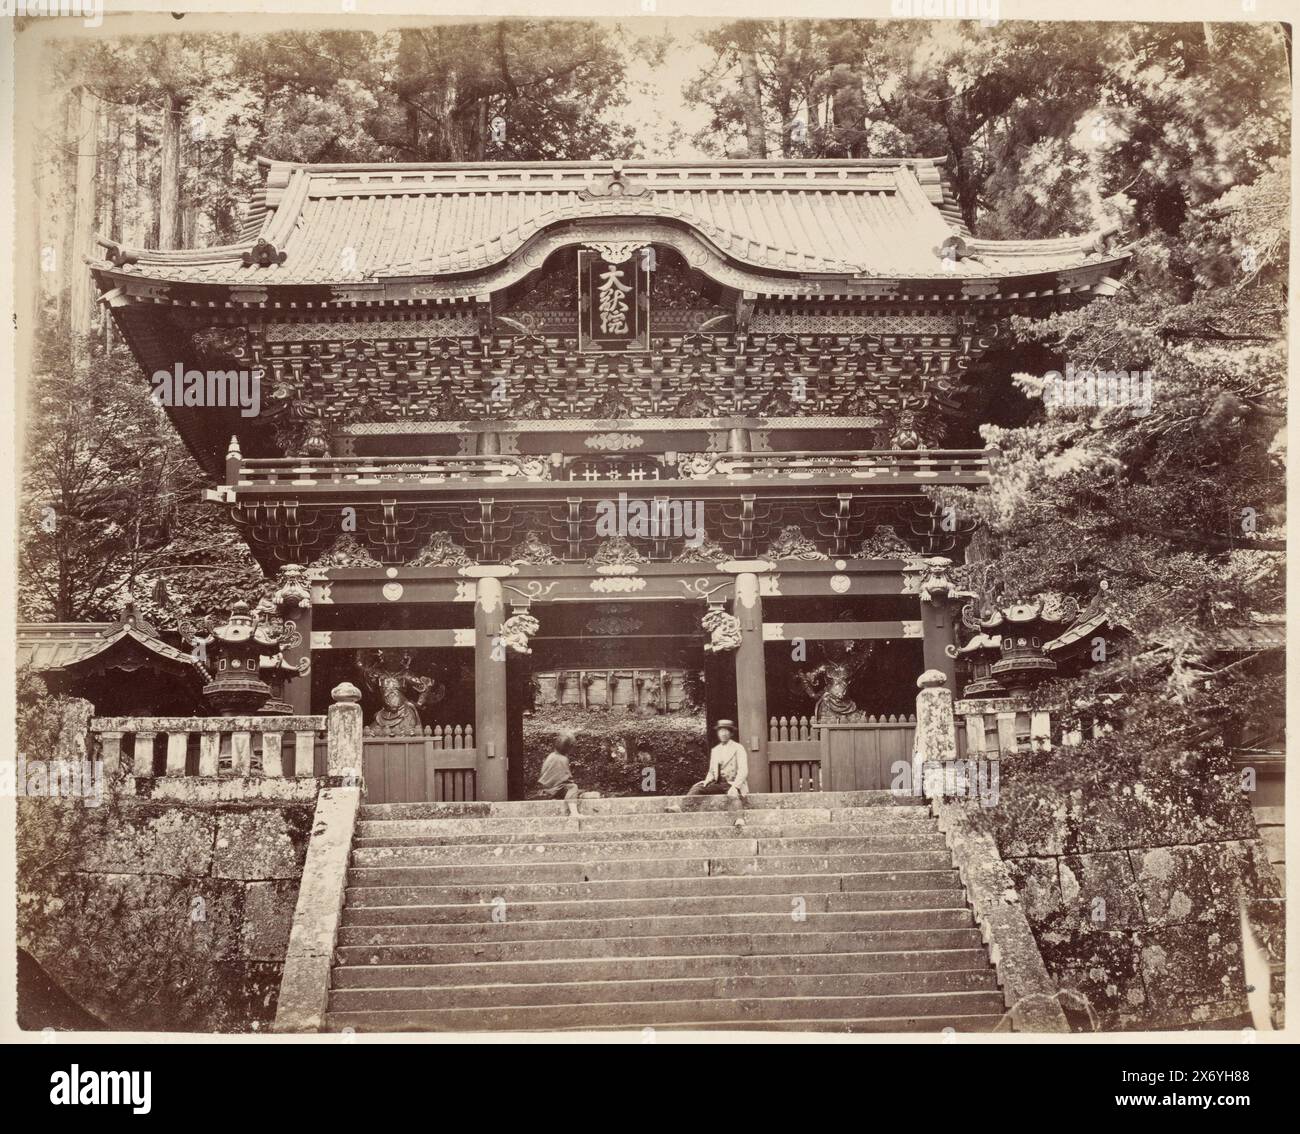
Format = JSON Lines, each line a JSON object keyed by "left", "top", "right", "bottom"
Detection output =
{"left": 93, "top": 157, "right": 1127, "bottom": 289}
{"left": 17, "top": 622, "right": 200, "bottom": 674}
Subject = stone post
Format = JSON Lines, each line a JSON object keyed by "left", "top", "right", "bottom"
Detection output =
{"left": 733, "top": 569, "right": 769, "bottom": 793}
{"left": 911, "top": 668, "right": 957, "bottom": 799}
{"left": 468, "top": 568, "right": 511, "bottom": 801}
{"left": 326, "top": 682, "right": 363, "bottom": 783}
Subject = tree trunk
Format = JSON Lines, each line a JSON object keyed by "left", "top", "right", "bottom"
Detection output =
{"left": 831, "top": 73, "right": 866, "bottom": 158}
{"left": 68, "top": 85, "right": 101, "bottom": 360}
{"left": 97, "top": 110, "right": 120, "bottom": 244}
{"left": 133, "top": 113, "right": 154, "bottom": 248}
{"left": 157, "top": 89, "right": 183, "bottom": 250}
{"left": 739, "top": 49, "right": 767, "bottom": 158}
{"left": 36, "top": 89, "right": 74, "bottom": 328}
{"left": 806, "top": 87, "right": 821, "bottom": 154}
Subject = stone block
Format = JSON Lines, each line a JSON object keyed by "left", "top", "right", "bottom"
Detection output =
{"left": 1139, "top": 919, "right": 1245, "bottom": 1019}
{"left": 81, "top": 807, "right": 215, "bottom": 877}
{"left": 213, "top": 807, "right": 310, "bottom": 880}
{"left": 1004, "top": 856, "right": 1062, "bottom": 929}
{"left": 1058, "top": 850, "right": 1142, "bottom": 933}
{"left": 1043, "top": 929, "right": 1147, "bottom": 1025}
{"left": 1129, "top": 842, "right": 1252, "bottom": 927}
{"left": 240, "top": 880, "right": 300, "bottom": 961}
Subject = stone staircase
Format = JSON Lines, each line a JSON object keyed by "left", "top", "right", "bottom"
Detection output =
{"left": 326, "top": 791, "right": 1008, "bottom": 1033}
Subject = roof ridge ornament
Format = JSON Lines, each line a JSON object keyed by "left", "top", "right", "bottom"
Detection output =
{"left": 101, "top": 241, "right": 138, "bottom": 267}
{"left": 582, "top": 240, "right": 646, "bottom": 265}
{"left": 242, "top": 238, "right": 287, "bottom": 267}
{"left": 581, "top": 161, "right": 649, "bottom": 201}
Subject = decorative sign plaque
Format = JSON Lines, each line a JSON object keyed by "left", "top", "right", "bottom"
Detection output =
{"left": 577, "top": 247, "right": 650, "bottom": 353}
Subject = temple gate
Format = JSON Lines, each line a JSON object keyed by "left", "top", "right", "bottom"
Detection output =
{"left": 93, "top": 157, "right": 1129, "bottom": 800}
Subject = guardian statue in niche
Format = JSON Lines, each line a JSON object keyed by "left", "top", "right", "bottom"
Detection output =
{"left": 357, "top": 650, "right": 444, "bottom": 736}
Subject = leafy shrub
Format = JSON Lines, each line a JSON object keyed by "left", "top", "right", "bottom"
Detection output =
{"left": 16, "top": 664, "right": 70, "bottom": 755}
{"left": 522, "top": 707, "right": 709, "bottom": 796}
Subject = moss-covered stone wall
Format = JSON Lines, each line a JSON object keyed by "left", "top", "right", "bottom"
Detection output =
{"left": 17, "top": 787, "right": 314, "bottom": 1032}
{"left": 969, "top": 745, "right": 1285, "bottom": 1030}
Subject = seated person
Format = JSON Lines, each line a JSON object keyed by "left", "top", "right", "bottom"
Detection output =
{"left": 666, "top": 719, "right": 750, "bottom": 828}
{"left": 537, "top": 732, "right": 583, "bottom": 818}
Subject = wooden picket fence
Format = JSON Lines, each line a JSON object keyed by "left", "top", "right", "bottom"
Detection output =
{"left": 361, "top": 724, "right": 477, "bottom": 803}
{"left": 362, "top": 723, "right": 474, "bottom": 747}
{"left": 767, "top": 714, "right": 917, "bottom": 793}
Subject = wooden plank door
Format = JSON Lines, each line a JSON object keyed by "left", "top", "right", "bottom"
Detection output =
{"left": 820, "top": 724, "right": 917, "bottom": 791}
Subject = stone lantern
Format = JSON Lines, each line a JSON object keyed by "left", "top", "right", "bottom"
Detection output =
{"left": 987, "top": 599, "right": 1075, "bottom": 694}
{"left": 194, "top": 601, "right": 289, "bottom": 715}
{"left": 952, "top": 631, "right": 1007, "bottom": 698}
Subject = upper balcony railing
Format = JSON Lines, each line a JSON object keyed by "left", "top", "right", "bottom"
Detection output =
{"left": 229, "top": 449, "right": 992, "bottom": 489}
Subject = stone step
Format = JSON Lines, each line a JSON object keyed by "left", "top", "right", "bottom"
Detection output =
{"left": 341, "top": 869, "right": 962, "bottom": 906}
{"left": 348, "top": 851, "right": 955, "bottom": 887}
{"left": 350, "top": 834, "right": 948, "bottom": 864}
{"left": 335, "top": 908, "right": 974, "bottom": 946}
{"left": 330, "top": 948, "right": 994, "bottom": 987}
{"left": 330, "top": 784, "right": 996, "bottom": 1033}
{"left": 354, "top": 821, "right": 940, "bottom": 847}
{"left": 354, "top": 811, "right": 935, "bottom": 839}
{"left": 341, "top": 888, "right": 972, "bottom": 922}
{"left": 570, "top": 1014, "right": 1007, "bottom": 1034}
{"left": 334, "top": 927, "right": 985, "bottom": 964}
{"left": 323, "top": 989, "right": 1008, "bottom": 1031}
{"left": 328, "top": 967, "right": 1000, "bottom": 1010}
{"left": 359, "top": 791, "right": 915, "bottom": 821}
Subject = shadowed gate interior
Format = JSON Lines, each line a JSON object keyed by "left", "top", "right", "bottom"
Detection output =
{"left": 509, "top": 600, "right": 732, "bottom": 800}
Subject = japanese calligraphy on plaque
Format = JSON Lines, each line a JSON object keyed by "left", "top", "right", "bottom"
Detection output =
{"left": 577, "top": 246, "right": 650, "bottom": 353}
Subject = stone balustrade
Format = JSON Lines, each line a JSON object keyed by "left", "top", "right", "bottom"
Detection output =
{"left": 71, "top": 686, "right": 380, "bottom": 796}
{"left": 954, "top": 697, "right": 1052, "bottom": 756}
{"left": 90, "top": 715, "right": 327, "bottom": 779}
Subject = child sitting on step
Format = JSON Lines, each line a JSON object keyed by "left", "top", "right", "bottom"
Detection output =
{"left": 537, "top": 732, "right": 583, "bottom": 818}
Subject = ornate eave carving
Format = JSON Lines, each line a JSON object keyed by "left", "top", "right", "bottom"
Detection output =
{"left": 408, "top": 531, "right": 476, "bottom": 568}
{"left": 308, "top": 534, "right": 383, "bottom": 569}
{"left": 765, "top": 525, "right": 829, "bottom": 562}
{"left": 587, "top": 535, "right": 647, "bottom": 567}
{"left": 508, "top": 531, "right": 561, "bottom": 566}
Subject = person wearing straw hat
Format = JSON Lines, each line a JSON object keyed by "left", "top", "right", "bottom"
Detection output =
{"left": 666, "top": 719, "right": 750, "bottom": 827}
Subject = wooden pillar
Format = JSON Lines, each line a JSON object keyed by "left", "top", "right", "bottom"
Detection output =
{"left": 472, "top": 572, "right": 509, "bottom": 801}
{"left": 917, "top": 558, "right": 959, "bottom": 689}
{"left": 283, "top": 600, "right": 313, "bottom": 715}
{"left": 919, "top": 597, "right": 958, "bottom": 689}
{"left": 733, "top": 570, "right": 769, "bottom": 793}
